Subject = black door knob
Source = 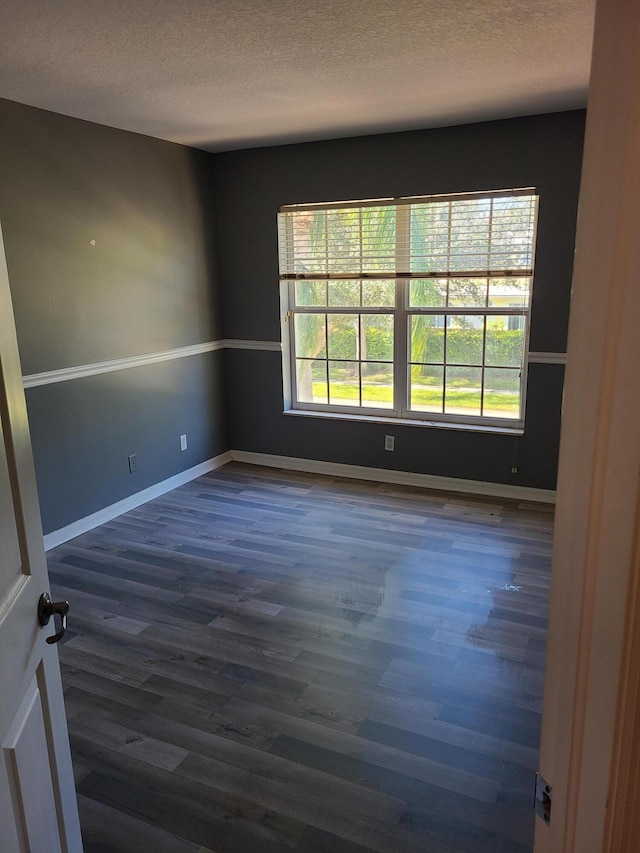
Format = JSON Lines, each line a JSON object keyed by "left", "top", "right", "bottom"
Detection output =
{"left": 38, "top": 592, "right": 70, "bottom": 644}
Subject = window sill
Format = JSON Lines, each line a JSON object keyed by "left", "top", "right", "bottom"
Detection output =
{"left": 282, "top": 408, "right": 524, "bottom": 436}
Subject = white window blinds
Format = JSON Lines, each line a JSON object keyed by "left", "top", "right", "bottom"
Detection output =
{"left": 278, "top": 190, "right": 538, "bottom": 278}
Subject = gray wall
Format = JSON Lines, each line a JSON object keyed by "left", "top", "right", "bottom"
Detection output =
{"left": 0, "top": 101, "right": 584, "bottom": 535}
{"left": 214, "top": 112, "right": 585, "bottom": 490}
{"left": 0, "top": 99, "right": 229, "bottom": 533}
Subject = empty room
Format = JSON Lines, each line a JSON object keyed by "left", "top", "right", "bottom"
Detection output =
{"left": 3, "top": 1, "right": 640, "bottom": 851}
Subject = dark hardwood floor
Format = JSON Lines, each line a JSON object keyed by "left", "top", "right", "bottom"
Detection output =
{"left": 48, "top": 462, "right": 553, "bottom": 853}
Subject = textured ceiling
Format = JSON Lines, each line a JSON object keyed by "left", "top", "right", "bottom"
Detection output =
{"left": 0, "top": 0, "right": 595, "bottom": 152}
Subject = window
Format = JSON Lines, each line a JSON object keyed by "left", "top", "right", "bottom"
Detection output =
{"left": 278, "top": 189, "right": 538, "bottom": 431}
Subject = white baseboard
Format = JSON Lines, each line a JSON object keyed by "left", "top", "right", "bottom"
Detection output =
{"left": 43, "top": 446, "right": 554, "bottom": 550}
{"left": 43, "top": 451, "right": 233, "bottom": 550}
{"left": 230, "top": 450, "right": 556, "bottom": 504}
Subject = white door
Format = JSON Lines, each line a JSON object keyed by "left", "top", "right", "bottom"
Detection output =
{"left": 0, "top": 223, "right": 82, "bottom": 852}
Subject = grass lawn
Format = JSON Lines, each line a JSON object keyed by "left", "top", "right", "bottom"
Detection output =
{"left": 313, "top": 381, "right": 519, "bottom": 414}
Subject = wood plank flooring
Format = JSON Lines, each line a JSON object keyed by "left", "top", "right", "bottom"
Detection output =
{"left": 48, "top": 462, "right": 553, "bottom": 852}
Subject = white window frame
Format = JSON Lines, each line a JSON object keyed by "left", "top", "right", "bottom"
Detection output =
{"left": 279, "top": 189, "right": 538, "bottom": 433}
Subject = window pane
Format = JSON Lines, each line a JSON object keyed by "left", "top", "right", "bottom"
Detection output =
{"left": 410, "top": 364, "right": 444, "bottom": 413}
{"left": 446, "top": 316, "right": 484, "bottom": 365}
{"left": 409, "top": 279, "right": 447, "bottom": 307}
{"left": 362, "top": 362, "right": 393, "bottom": 409}
{"left": 410, "top": 202, "right": 449, "bottom": 272}
{"left": 362, "top": 280, "right": 395, "bottom": 307}
{"left": 445, "top": 366, "right": 482, "bottom": 416}
{"left": 490, "top": 196, "right": 536, "bottom": 269}
{"left": 362, "top": 315, "right": 393, "bottom": 361}
{"left": 291, "top": 211, "right": 327, "bottom": 273}
{"left": 295, "top": 280, "right": 327, "bottom": 306}
{"left": 328, "top": 280, "right": 360, "bottom": 307}
{"left": 488, "top": 277, "right": 530, "bottom": 307}
{"left": 361, "top": 207, "right": 396, "bottom": 272}
{"left": 507, "top": 315, "right": 524, "bottom": 331}
{"left": 327, "top": 314, "right": 358, "bottom": 360}
{"left": 483, "top": 368, "right": 521, "bottom": 419}
{"left": 447, "top": 278, "right": 487, "bottom": 307}
{"left": 408, "top": 195, "right": 537, "bottom": 274}
{"left": 411, "top": 315, "right": 444, "bottom": 363}
{"left": 296, "top": 359, "right": 327, "bottom": 404}
{"left": 329, "top": 360, "right": 359, "bottom": 405}
{"left": 485, "top": 317, "right": 525, "bottom": 367}
{"left": 326, "top": 209, "right": 360, "bottom": 274}
{"left": 449, "top": 198, "right": 490, "bottom": 271}
{"left": 295, "top": 314, "right": 326, "bottom": 359}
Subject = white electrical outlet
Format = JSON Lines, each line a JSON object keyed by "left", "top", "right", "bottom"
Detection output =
{"left": 180, "top": 434, "right": 188, "bottom": 451}
{"left": 384, "top": 435, "right": 395, "bottom": 451}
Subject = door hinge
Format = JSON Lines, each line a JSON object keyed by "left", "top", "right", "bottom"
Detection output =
{"left": 285, "top": 310, "right": 294, "bottom": 322}
{"left": 535, "top": 772, "right": 552, "bottom": 825}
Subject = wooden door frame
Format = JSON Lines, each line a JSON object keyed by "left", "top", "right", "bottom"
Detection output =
{"left": 605, "top": 514, "right": 640, "bottom": 851}
{"left": 535, "top": 0, "right": 640, "bottom": 850}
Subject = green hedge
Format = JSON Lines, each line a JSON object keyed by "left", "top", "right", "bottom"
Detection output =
{"left": 414, "top": 327, "right": 523, "bottom": 367}
{"left": 300, "top": 315, "right": 524, "bottom": 368}
{"left": 326, "top": 318, "right": 393, "bottom": 361}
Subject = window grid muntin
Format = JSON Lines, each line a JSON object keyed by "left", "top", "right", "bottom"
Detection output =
{"left": 292, "top": 302, "right": 396, "bottom": 413}
{"left": 291, "top": 296, "right": 529, "bottom": 422}
{"left": 291, "top": 306, "right": 529, "bottom": 421}
{"left": 406, "top": 305, "right": 528, "bottom": 421}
